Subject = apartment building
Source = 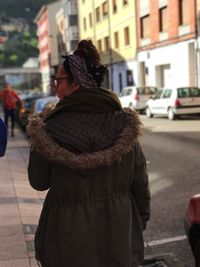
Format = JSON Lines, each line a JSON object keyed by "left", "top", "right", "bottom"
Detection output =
{"left": 78, "top": 0, "right": 137, "bottom": 93}
{"left": 136, "top": 0, "right": 196, "bottom": 88}
{"left": 61, "top": 0, "right": 79, "bottom": 54}
{"left": 196, "top": 0, "right": 200, "bottom": 87}
{"left": 34, "top": 1, "right": 61, "bottom": 93}
{"left": 56, "top": 8, "right": 66, "bottom": 56}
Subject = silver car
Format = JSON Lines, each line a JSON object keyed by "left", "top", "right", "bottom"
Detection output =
{"left": 118, "top": 86, "right": 158, "bottom": 112}
{"left": 145, "top": 87, "right": 200, "bottom": 120}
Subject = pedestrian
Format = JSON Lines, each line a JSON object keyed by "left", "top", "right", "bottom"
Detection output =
{"left": 0, "top": 117, "right": 7, "bottom": 157}
{"left": 27, "top": 39, "right": 150, "bottom": 267}
{"left": 0, "top": 83, "right": 22, "bottom": 137}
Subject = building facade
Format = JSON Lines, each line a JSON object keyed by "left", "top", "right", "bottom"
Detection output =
{"left": 196, "top": 0, "right": 200, "bottom": 87}
{"left": 34, "top": 1, "right": 61, "bottom": 93}
{"left": 136, "top": 0, "right": 196, "bottom": 89}
{"left": 56, "top": 8, "right": 66, "bottom": 56}
{"left": 61, "top": 0, "right": 79, "bottom": 54}
{"left": 78, "top": 0, "right": 138, "bottom": 93}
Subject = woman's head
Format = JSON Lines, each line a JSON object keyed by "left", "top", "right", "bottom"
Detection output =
{"left": 55, "top": 40, "right": 107, "bottom": 99}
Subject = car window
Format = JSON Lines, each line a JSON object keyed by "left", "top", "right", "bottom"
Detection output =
{"left": 126, "top": 89, "right": 133, "bottom": 96}
{"left": 137, "top": 87, "right": 157, "bottom": 95}
{"left": 162, "top": 89, "right": 172, "bottom": 99}
{"left": 190, "top": 87, "right": 200, "bottom": 97}
{"left": 120, "top": 90, "right": 127, "bottom": 97}
{"left": 154, "top": 90, "right": 163, "bottom": 100}
{"left": 178, "top": 88, "right": 190, "bottom": 98}
{"left": 36, "top": 100, "right": 46, "bottom": 113}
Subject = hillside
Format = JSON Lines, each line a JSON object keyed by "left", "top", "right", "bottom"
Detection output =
{"left": 0, "top": 0, "right": 56, "bottom": 24}
{"left": 0, "top": 0, "right": 58, "bottom": 67}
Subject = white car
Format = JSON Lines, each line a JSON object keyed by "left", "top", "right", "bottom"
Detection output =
{"left": 118, "top": 86, "right": 158, "bottom": 112}
{"left": 145, "top": 87, "right": 200, "bottom": 120}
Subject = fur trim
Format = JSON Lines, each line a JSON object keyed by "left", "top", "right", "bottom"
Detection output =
{"left": 27, "top": 108, "right": 142, "bottom": 170}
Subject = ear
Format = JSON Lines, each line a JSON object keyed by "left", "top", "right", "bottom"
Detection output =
{"left": 73, "top": 81, "right": 80, "bottom": 91}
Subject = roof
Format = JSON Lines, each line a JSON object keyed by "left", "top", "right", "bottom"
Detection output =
{"left": 34, "top": 1, "right": 61, "bottom": 23}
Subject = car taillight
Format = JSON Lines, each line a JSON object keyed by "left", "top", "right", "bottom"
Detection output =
{"left": 186, "top": 195, "right": 200, "bottom": 225}
{"left": 20, "top": 108, "right": 26, "bottom": 114}
{"left": 134, "top": 93, "right": 140, "bottom": 101}
{"left": 175, "top": 98, "right": 181, "bottom": 108}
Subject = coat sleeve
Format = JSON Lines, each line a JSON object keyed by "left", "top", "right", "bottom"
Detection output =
{"left": 130, "top": 143, "right": 150, "bottom": 230}
{"left": 0, "top": 118, "right": 7, "bottom": 157}
{"left": 28, "top": 147, "right": 51, "bottom": 191}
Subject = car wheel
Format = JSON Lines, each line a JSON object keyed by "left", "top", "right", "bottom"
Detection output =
{"left": 146, "top": 107, "right": 153, "bottom": 118}
{"left": 195, "top": 238, "right": 200, "bottom": 267}
{"left": 168, "top": 108, "right": 176, "bottom": 120}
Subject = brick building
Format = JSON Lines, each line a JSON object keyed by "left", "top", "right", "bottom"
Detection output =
{"left": 34, "top": 1, "right": 61, "bottom": 93}
{"left": 136, "top": 0, "right": 197, "bottom": 88}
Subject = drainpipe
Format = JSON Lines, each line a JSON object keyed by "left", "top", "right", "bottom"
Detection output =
{"left": 108, "top": 0, "right": 113, "bottom": 91}
{"left": 135, "top": 0, "right": 140, "bottom": 87}
{"left": 195, "top": 0, "right": 199, "bottom": 87}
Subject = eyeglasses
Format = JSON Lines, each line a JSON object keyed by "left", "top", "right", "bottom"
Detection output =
{"left": 54, "top": 77, "right": 69, "bottom": 88}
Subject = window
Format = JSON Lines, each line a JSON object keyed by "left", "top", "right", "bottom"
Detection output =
{"left": 69, "top": 15, "right": 77, "bottom": 26}
{"left": 102, "top": 1, "right": 108, "bottom": 17}
{"left": 83, "top": 17, "right": 87, "bottom": 31}
{"left": 159, "top": 6, "right": 168, "bottom": 32}
{"left": 179, "top": 0, "right": 189, "bottom": 25}
{"left": 124, "top": 26, "right": 130, "bottom": 46}
{"left": 119, "top": 73, "right": 123, "bottom": 92}
{"left": 162, "top": 89, "right": 172, "bottom": 98}
{"left": 137, "top": 87, "right": 158, "bottom": 95}
{"left": 89, "top": 13, "right": 92, "bottom": 27}
{"left": 104, "top": 36, "right": 109, "bottom": 51}
{"left": 97, "top": 39, "right": 102, "bottom": 52}
{"left": 96, "top": 7, "right": 100, "bottom": 22}
{"left": 178, "top": 87, "right": 200, "bottom": 97}
{"left": 154, "top": 90, "right": 163, "bottom": 99}
{"left": 113, "top": 0, "right": 117, "bottom": 13}
{"left": 190, "top": 87, "right": 200, "bottom": 97}
{"left": 126, "top": 70, "right": 134, "bottom": 86}
{"left": 123, "top": 0, "right": 128, "bottom": 5}
{"left": 141, "top": 15, "right": 150, "bottom": 39}
{"left": 114, "top": 31, "right": 119, "bottom": 49}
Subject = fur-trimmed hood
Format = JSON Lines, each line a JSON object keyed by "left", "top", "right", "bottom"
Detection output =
{"left": 27, "top": 108, "right": 142, "bottom": 170}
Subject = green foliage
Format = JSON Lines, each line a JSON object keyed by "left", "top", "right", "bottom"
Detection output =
{"left": 0, "top": 31, "right": 39, "bottom": 67}
{"left": 0, "top": 0, "right": 56, "bottom": 24}
{"left": 0, "top": 0, "right": 57, "bottom": 67}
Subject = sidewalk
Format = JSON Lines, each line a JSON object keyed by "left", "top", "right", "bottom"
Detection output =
{"left": 0, "top": 127, "right": 46, "bottom": 267}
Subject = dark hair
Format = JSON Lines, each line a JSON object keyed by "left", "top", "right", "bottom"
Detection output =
{"left": 62, "top": 40, "right": 107, "bottom": 87}
{"left": 73, "top": 39, "right": 101, "bottom": 65}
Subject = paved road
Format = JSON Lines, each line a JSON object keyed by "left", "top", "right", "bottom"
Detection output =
{"left": 140, "top": 115, "right": 200, "bottom": 267}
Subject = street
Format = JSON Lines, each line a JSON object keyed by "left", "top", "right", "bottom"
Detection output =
{"left": 140, "top": 115, "right": 200, "bottom": 267}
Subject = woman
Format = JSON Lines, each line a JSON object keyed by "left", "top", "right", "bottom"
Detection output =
{"left": 27, "top": 40, "right": 150, "bottom": 267}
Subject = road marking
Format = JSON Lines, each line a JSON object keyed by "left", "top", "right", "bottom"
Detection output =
{"left": 145, "top": 235, "right": 187, "bottom": 247}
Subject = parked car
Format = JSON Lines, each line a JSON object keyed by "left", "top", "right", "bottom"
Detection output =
{"left": 28, "top": 95, "right": 59, "bottom": 118}
{"left": 17, "top": 96, "right": 41, "bottom": 129}
{"left": 118, "top": 86, "right": 158, "bottom": 112}
{"left": 145, "top": 87, "right": 200, "bottom": 120}
{"left": 184, "top": 194, "right": 200, "bottom": 266}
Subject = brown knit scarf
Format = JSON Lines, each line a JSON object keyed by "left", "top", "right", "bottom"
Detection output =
{"left": 43, "top": 87, "right": 122, "bottom": 121}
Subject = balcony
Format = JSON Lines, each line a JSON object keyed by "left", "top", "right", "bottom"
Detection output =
{"left": 69, "top": 26, "right": 79, "bottom": 40}
{"left": 67, "top": 1, "right": 77, "bottom": 16}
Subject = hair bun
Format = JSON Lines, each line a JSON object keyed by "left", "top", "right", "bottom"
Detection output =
{"left": 74, "top": 39, "right": 101, "bottom": 65}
